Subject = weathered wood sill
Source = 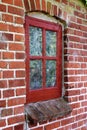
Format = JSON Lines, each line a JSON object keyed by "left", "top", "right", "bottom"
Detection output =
{"left": 25, "top": 97, "right": 72, "bottom": 125}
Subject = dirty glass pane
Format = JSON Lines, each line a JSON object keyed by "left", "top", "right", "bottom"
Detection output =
{"left": 29, "top": 26, "right": 42, "bottom": 56}
{"left": 30, "top": 60, "right": 42, "bottom": 90}
{"left": 46, "top": 30, "right": 56, "bottom": 56}
{"left": 46, "top": 60, "right": 56, "bottom": 87}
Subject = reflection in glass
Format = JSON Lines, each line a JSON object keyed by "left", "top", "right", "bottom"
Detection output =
{"left": 46, "top": 60, "right": 56, "bottom": 87}
{"left": 29, "top": 26, "right": 42, "bottom": 56}
{"left": 30, "top": 60, "right": 42, "bottom": 90}
{"left": 46, "top": 30, "right": 56, "bottom": 56}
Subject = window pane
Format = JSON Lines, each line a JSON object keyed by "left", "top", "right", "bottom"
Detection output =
{"left": 29, "top": 26, "right": 42, "bottom": 56}
{"left": 30, "top": 60, "right": 42, "bottom": 90}
{"left": 46, "top": 30, "right": 56, "bottom": 56}
{"left": 46, "top": 60, "right": 56, "bottom": 87}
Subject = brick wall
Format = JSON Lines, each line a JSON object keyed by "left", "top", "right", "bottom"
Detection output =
{"left": 0, "top": 0, "right": 87, "bottom": 130}
{"left": 0, "top": 0, "right": 26, "bottom": 130}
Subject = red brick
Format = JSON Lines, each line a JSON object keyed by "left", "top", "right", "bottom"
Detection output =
{"left": 16, "top": 52, "right": 25, "bottom": 59}
{"left": 72, "top": 123, "right": 78, "bottom": 129}
{"left": 9, "top": 43, "right": 24, "bottom": 51}
{"left": 15, "top": 34, "right": 24, "bottom": 42}
{"left": 14, "top": 106, "right": 24, "bottom": 115}
{"left": 77, "top": 18, "right": 82, "bottom": 24}
{"left": 14, "top": 124, "right": 24, "bottom": 130}
{"left": 1, "top": 108, "right": 13, "bottom": 117}
{"left": 2, "top": 14, "right": 13, "bottom": 23}
{"left": 9, "top": 61, "right": 25, "bottom": 69}
{"left": 76, "top": 5, "right": 81, "bottom": 11}
{"left": 30, "top": 0, "right": 35, "bottom": 10}
{"left": 64, "top": 62, "right": 80, "bottom": 68}
{"left": 2, "top": 33, "right": 13, "bottom": 41}
{"left": 31, "top": 127, "right": 43, "bottom": 130}
{"left": 47, "top": 2, "right": 51, "bottom": 14}
{"left": 3, "top": 71, "right": 14, "bottom": 78}
{"left": 9, "top": 79, "right": 25, "bottom": 88}
{"left": 8, "top": 115, "right": 25, "bottom": 125}
{"left": 0, "top": 100, "right": 6, "bottom": 107}
{"left": 66, "top": 90, "right": 80, "bottom": 96}
{"left": 24, "top": 0, "right": 30, "bottom": 11}
{"left": 16, "top": 88, "right": 26, "bottom": 96}
{"left": 8, "top": 6, "right": 24, "bottom": 16}
{"left": 0, "top": 42, "right": 7, "bottom": 50}
{"left": 0, "top": 23, "right": 8, "bottom": 31}
{"left": 16, "top": 70, "right": 25, "bottom": 77}
{"left": 61, "top": 118, "right": 74, "bottom": 126}
{"left": 81, "top": 76, "right": 87, "bottom": 81}
{"left": 54, "top": 5, "right": 57, "bottom": 16}
{"left": 9, "top": 25, "right": 24, "bottom": 33}
{"left": 74, "top": 30, "right": 82, "bottom": 36}
{"left": 0, "top": 4, "right": 6, "bottom": 12}
{"left": 35, "top": 0, "right": 40, "bottom": 10}
{"left": 8, "top": 97, "right": 26, "bottom": 106}
{"left": 3, "top": 52, "right": 14, "bottom": 59}
{"left": 3, "top": 127, "right": 13, "bottom": 130}
{"left": 42, "top": 0, "right": 46, "bottom": 11}
{"left": 14, "top": 17, "right": 24, "bottom": 24}
{"left": 68, "top": 36, "right": 80, "bottom": 42}
{"left": 71, "top": 102, "right": 80, "bottom": 109}
{"left": 0, "top": 119, "right": 6, "bottom": 127}
{"left": 2, "top": 0, "right": 13, "bottom": 4}
{"left": 69, "top": 2, "right": 75, "bottom": 8}
{"left": 0, "top": 80, "right": 7, "bottom": 88}
{"left": 3, "top": 89, "right": 14, "bottom": 98}
{"left": 14, "top": 0, "right": 23, "bottom": 7}
{"left": 74, "top": 11, "right": 85, "bottom": 18}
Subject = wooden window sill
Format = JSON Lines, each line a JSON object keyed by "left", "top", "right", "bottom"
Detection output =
{"left": 25, "top": 97, "right": 72, "bottom": 125}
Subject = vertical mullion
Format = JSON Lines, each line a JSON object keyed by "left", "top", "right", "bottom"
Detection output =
{"left": 56, "top": 31, "right": 58, "bottom": 88}
{"left": 42, "top": 29, "right": 46, "bottom": 88}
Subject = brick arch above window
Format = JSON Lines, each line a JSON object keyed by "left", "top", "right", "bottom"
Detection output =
{"left": 24, "top": 0, "right": 68, "bottom": 23}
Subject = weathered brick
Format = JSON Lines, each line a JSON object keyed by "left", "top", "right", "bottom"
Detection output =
{"left": 1, "top": 108, "right": 13, "bottom": 117}
{"left": 0, "top": 119, "right": 6, "bottom": 127}
{"left": 16, "top": 70, "right": 25, "bottom": 77}
{"left": 16, "top": 52, "right": 25, "bottom": 59}
{"left": 14, "top": 124, "right": 24, "bottom": 130}
{"left": 2, "top": 14, "right": 13, "bottom": 23}
{"left": 14, "top": 0, "right": 23, "bottom": 7}
{"left": 47, "top": 2, "right": 51, "bottom": 14}
{"left": 0, "top": 80, "right": 7, "bottom": 88}
{"left": 0, "top": 100, "right": 6, "bottom": 107}
{"left": 3, "top": 127, "right": 13, "bottom": 130}
{"left": 8, "top": 115, "right": 25, "bottom": 125}
{"left": 0, "top": 4, "right": 6, "bottom": 12}
{"left": 2, "top": 0, "right": 13, "bottom": 4}
{"left": 9, "top": 43, "right": 24, "bottom": 51}
{"left": 8, "top": 6, "right": 24, "bottom": 16}
{"left": 14, "top": 16, "right": 24, "bottom": 24}
{"left": 30, "top": 0, "right": 35, "bottom": 10}
{"left": 3, "top": 89, "right": 14, "bottom": 98}
{"left": 42, "top": 0, "right": 46, "bottom": 11}
{"left": 8, "top": 97, "right": 26, "bottom": 106}
{"left": 9, "top": 79, "right": 25, "bottom": 87}
{"left": 3, "top": 52, "right": 14, "bottom": 59}
{"left": 16, "top": 88, "right": 26, "bottom": 96}
{"left": 14, "top": 106, "right": 24, "bottom": 115}
{"left": 9, "top": 61, "right": 25, "bottom": 69}
{"left": 35, "top": 0, "right": 40, "bottom": 10}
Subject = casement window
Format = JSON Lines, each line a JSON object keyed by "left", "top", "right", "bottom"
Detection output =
{"left": 25, "top": 16, "right": 62, "bottom": 103}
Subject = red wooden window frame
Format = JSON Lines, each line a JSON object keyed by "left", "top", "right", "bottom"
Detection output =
{"left": 25, "top": 16, "right": 62, "bottom": 103}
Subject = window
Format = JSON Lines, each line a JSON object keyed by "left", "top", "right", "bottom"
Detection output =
{"left": 25, "top": 16, "right": 62, "bottom": 103}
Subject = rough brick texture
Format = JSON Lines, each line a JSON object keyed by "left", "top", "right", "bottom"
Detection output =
{"left": 0, "top": 0, "right": 87, "bottom": 130}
